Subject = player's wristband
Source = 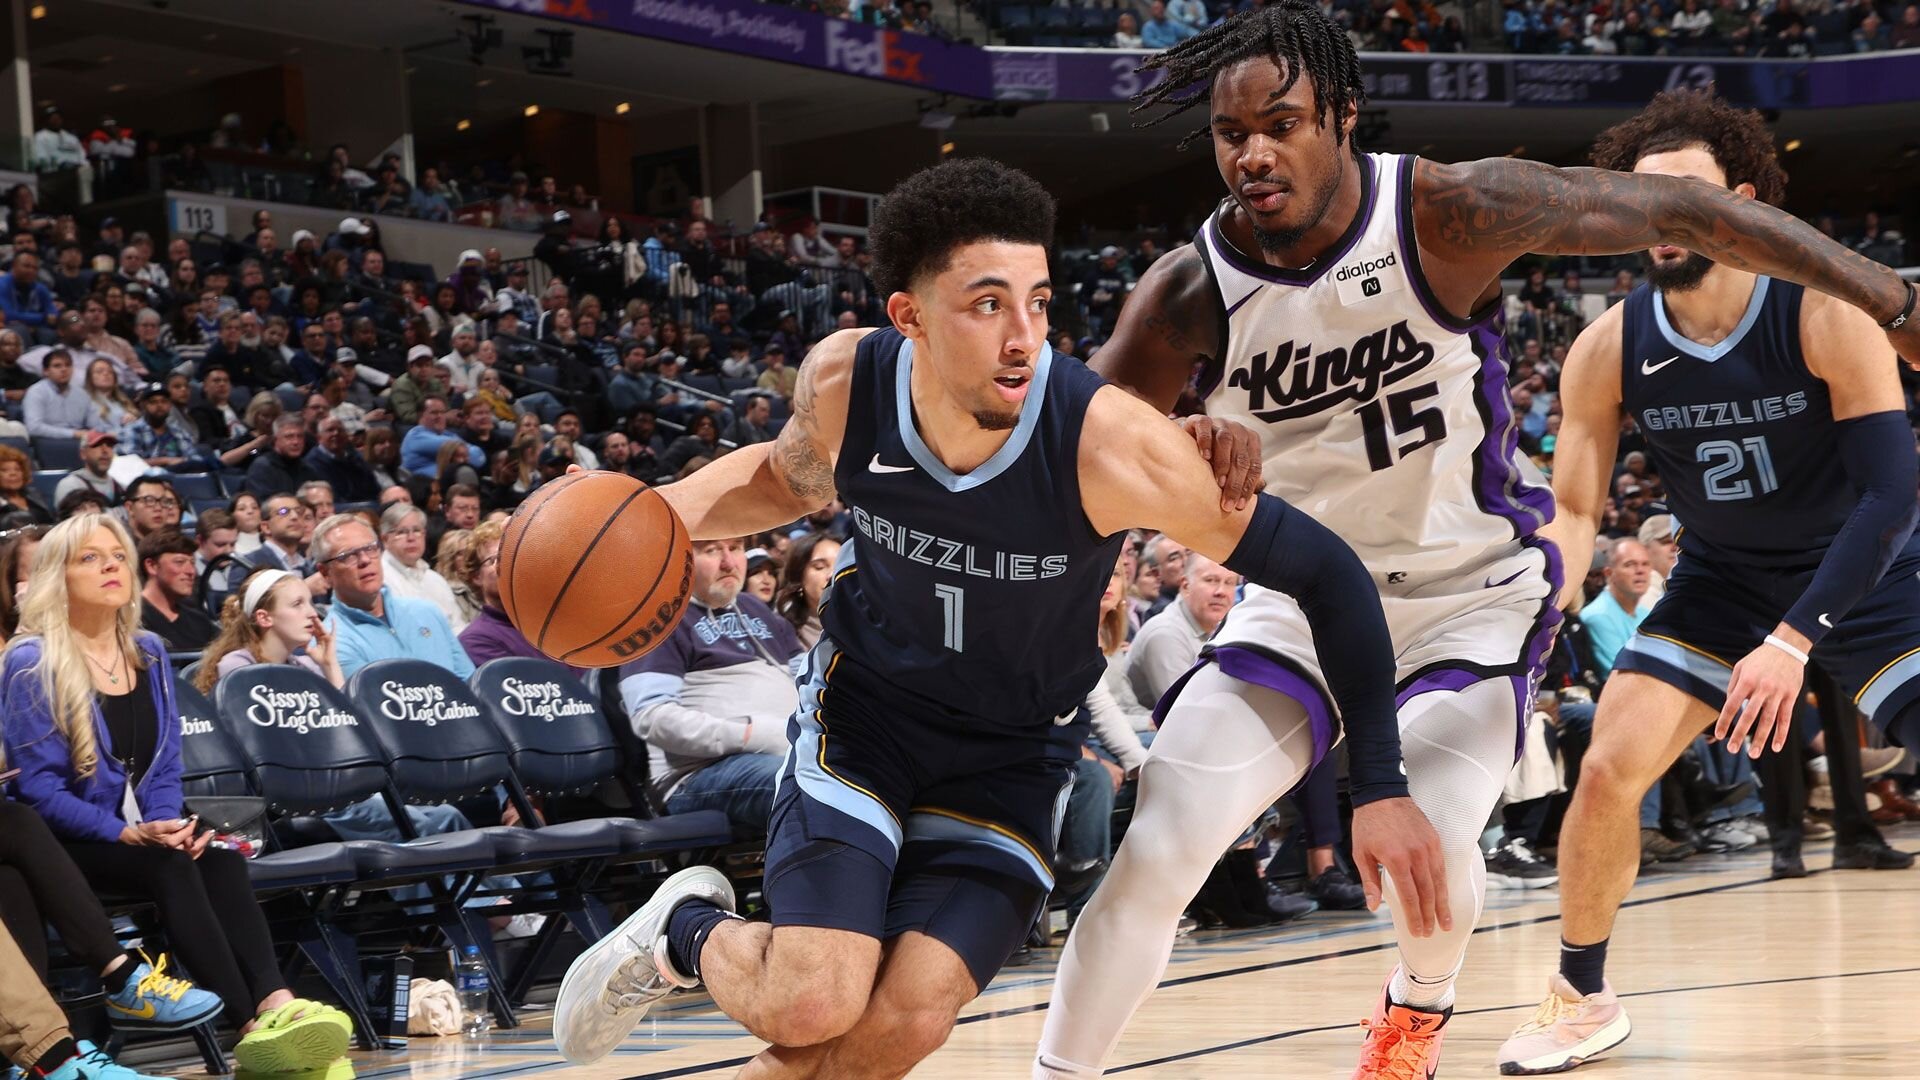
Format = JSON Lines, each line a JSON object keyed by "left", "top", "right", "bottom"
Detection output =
{"left": 1762, "top": 634, "right": 1809, "bottom": 665}
{"left": 1881, "top": 281, "right": 1916, "bottom": 331}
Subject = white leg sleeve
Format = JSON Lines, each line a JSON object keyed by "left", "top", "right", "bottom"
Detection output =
{"left": 1382, "top": 676, "right": 1520, "bottom": 1009}
{"left": 1034, "top": 666, "right": 1318, "bottom": 1078}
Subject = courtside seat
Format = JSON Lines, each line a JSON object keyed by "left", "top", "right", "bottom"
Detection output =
{"left": 337, "top": 832, "right": 499, "bottom": 880}
{"left": 345, "top": 659, "right": 623, "bottom": 867}
{"left": 470, "top": 657, "right": 734, "bottom": 854}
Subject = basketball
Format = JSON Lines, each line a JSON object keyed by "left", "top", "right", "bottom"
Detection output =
{"left": 497, "top": 470, "right": 694, "bottom": 669}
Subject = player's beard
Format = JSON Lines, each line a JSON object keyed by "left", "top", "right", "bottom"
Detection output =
{"left": 972, "top": 407, "right": 1018, "bottom": 432}
{"left": 1645, "top": 249, "right": 1715, "bottom": 293}
{"left": 1246, "top": 162, "right": 1345, "bottom": 255}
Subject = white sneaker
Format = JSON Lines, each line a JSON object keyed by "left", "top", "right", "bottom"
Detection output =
{"left": 1698, "top": 821, "right": 1756, "bottom": 852}
{"left": 552, "top": 866, "right": 735, "bottom": 1064}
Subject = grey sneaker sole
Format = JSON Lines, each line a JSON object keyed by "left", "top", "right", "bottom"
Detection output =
{"left": 554, "top": 865, "right": 735, "bottom": 1064}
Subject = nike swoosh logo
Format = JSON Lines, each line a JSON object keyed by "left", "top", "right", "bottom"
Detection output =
{"left": 1641, "top": 355, "right": 1681, "bottom": 375}
{"left": 1486, "top": 569, "right": 1527, "bottom": 589}
{"left": 111, "top": 1000, "right": 158, "bottom": 1020}
{"left": 867, "top": 454, "right": 914, "bottom": 474}
{"left": 1819, "top": 612, "right": 1833, "bottom": 628}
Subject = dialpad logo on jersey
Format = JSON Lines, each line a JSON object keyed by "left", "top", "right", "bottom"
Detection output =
{"left": 1227, "top": 320, "right": 1436, "bottom": 421}
{"left": 825, "top": 21, "right": 925, "bottom": 82}
{"left": 378, "top": 681, "right": 481, "bottom": 727}
{"left": 245, "top": 685, "right": 359, "bottom": 733}
{"left": 1334, "top": 252, "right": 1397, "bottom": 282}
{"left": 498, "top": 677, "right": 596, "bottom": 723}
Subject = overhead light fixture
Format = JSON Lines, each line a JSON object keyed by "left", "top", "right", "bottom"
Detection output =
{"left": 523, "top": 104, "right": 539, "bottom": 117}
{"left": 1783, "top": 138, "right": 1803, "bottom": 152}
{"left": 615, "top": 101, "right": 631, "bottom": 115}
{"left": 28, "top": 4, "right": 44, "bottom": 18}
{"left": 476, "top": 77, "right": 493, "bottom": 88}
{"left": 456, "top": 119, "right": 472, "bottom": 132}
{"left": 940, "top": 141, "right": 956, "bottom": 155}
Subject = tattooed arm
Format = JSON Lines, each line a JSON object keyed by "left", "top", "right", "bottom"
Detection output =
{"left": 1413, "top": 158, "right": 1920, "bottom": 361}
{"left": 1091, "top": 245, "right": 1265, "bottom": 508}
{"left": 1091, "top": 244, "right": 1222, "bottom": 412}
{"left": 655, "top": 328, "right": 861, "bottom": 541}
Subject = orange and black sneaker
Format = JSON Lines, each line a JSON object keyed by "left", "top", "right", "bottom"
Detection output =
{"left": 1352, "top": 969, "right": 1451, "bottom": 1080}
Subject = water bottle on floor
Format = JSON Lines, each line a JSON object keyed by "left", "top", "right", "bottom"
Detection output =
{"left": 456, "top": 945, "right": 492, "bottom": 1036}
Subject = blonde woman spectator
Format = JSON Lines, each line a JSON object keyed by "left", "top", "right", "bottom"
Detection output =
{"left": 80, "top": 358, "right": 133, "bottom": 432}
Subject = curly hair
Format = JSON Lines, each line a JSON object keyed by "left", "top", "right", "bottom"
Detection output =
{"left": 1590, "top": 89, "right": 1787, "bottom": 207}
{"left": 1133, "top": 1, "right": 1367, "bottom": 150}
{"left": 866, "top": 158, "right": 1055, "bottom": 298}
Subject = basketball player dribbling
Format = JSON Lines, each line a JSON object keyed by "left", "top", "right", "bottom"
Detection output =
{"left": 550, "top": 157, "right": 1452, "bottom": 1080}
{"left": 1033, "top": 7, "right": 1920, "bottom": 1079}
{"left": 1495, "top": 91, "right": 1920, "bottom": 1076}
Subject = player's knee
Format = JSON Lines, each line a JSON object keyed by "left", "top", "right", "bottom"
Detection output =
{"left": 763, "top": 982, "right": 870, "bottom": 1047}
{"left": 1576, "top": 744, "right": 1657, "bottom": 806}
{"left": 870, "top": 1002, "right": 960, "bottom": 1063}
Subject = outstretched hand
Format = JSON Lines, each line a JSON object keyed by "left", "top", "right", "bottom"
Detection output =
{"left": 1715, "top": 638, "right": 1806, "bottom": 757}
{"left": 1179, "top": 415, "right": 1264, "bottom": 512}
{"left": 1351, "top": 796, "right": 1453, "bottom": 938}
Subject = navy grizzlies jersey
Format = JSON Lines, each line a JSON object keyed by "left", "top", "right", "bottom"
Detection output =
{"left": 822, "top": 327, "right": 1125, "bottom": 730}
{"left": 1620, "top": 277, "right": 1853, "bottom": 569}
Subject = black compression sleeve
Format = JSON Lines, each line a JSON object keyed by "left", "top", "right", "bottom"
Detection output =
{"left": 1224, "top": 493, "right": 1409, "bottom": 804}
{"left": 1783, "top": 410, "right": 1919, "bottom": 645}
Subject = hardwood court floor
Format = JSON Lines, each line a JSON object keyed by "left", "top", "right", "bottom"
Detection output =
{"left": 198, "top": 828, "right": 1920, "bottom": 1080}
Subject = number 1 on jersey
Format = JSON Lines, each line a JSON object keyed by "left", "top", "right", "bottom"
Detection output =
{"left": 935, "top": 583, "right": 965, "bottom": 652}
{"left": 1358, "top": 381, "right": 1448, "bottom": 472}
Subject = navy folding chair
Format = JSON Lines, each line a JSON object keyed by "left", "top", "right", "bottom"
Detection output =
{"left": 470, "top": 658, "right": 733, "bottom": 1000}
{"left": 346, "top": 660, "right": 634, "bottom": 1015}
{"left": 172, "top": 473, "right": 221, "bottom": 502}
{"left": 31, "top": 469, "right": 62, "bottom": 504}
{"left": 32, "top": 436, "right": 79, "bottom": 471}
{"left": 214, "top": 665, "right": 503, "bottom": 1042}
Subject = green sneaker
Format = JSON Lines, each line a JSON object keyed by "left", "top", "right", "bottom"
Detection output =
{"left": 235, "top": 1057, "right": 354, "bottom": 1080}
{"left": 234, "top": 1002, "right": 352, "bottom": 1074}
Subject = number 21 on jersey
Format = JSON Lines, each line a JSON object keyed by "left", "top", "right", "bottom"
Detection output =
{"left": 1697, "top": 436, "right": 1779, "bottom": 501}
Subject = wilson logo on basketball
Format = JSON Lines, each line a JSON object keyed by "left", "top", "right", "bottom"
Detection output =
{"left": 1228, "top": 319, "right": 1435, "bottom": 422}
{"left": 607, "top": 551, "right": 694, "bottom": 660}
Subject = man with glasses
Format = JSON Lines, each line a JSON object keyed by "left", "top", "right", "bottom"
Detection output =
{"left": 244, "top": 415, "right": 321, "bottom": 499}
{"left": 120, "top": 475, "right": 180, "bottom": 544}
{"left": 313, "top": 514, "right": 472, "bottom": 678}
{"left": 240, "top": 492, "right": 316, "bottom": 579}
{"left": 400, "top": 396, "right": 483, "bottom": 479}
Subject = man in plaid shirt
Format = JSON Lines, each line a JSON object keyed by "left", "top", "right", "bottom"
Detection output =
{"left": 117, "top": 383, "right": 196, "bottom": 469}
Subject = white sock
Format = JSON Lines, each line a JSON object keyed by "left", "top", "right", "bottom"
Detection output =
{"left": 1389, "top": 964, "right": 1457, "bottom": 1012}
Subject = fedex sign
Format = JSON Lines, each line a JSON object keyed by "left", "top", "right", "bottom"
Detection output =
{"left": 824, "top": 21, "right": 926, "bottom": 82}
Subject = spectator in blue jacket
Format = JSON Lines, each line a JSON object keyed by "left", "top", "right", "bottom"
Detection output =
{"left": 0, "top": 514, "right": 349, "bottom": 1063}
{"left": 0, "top": 252, "right": 56, "bottom": 343}
{"left": 400, "top": 396, "right": 485, "bottom": 478}
{"left": 1141, "top": 0, "right": 1199, "bottom": 46}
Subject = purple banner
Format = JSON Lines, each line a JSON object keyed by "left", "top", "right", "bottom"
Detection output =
{"left": 458, "top": 0, "right": 993, "bottom": 97}
{"left": 453, "top": 3, "right": 1920, "bottom": 110}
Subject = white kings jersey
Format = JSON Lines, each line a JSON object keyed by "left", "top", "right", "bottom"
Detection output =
{"left": 1194, "top": 152, "right": 1554, "bottom": 577}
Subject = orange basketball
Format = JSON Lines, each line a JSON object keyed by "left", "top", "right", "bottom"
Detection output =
{"left": 498, "top": 470, "right": 694, "bottom": 669}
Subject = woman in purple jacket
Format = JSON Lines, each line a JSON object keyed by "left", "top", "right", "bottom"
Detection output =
{"left": 0, "top": 514, "right": 350, "bottom": 1074}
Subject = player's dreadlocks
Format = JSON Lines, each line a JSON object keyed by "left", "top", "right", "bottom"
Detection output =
{"left": 1132, "top": 1, "right": 1367, "bottom": 150}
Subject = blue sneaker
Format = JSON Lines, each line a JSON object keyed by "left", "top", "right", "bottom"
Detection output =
{"left": 104, "top": 953, "right": 223, "bottom": 1032}
{"left": 43, "top": 1042, "right": 176, "bottom": 1080}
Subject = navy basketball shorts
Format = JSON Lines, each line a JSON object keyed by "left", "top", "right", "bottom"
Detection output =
{"left": 1614, "top": 551, "right": 1920, "bottom": 742}
{"left": 765, "top": 638, "right": 1080, "bottom": 990}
